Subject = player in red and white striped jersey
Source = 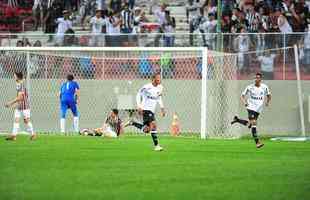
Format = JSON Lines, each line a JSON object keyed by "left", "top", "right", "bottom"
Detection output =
{"left": 5, "top": 72, "right": 36, "bottom": 141}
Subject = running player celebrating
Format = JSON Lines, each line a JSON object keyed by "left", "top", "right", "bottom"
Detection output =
{"left": 231, "top": 73, "right": 271, "bottom": 148}
{"left": 125, "top": 73, "right": 166, "bottom": 151}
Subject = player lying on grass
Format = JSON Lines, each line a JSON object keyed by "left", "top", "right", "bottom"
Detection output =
{"left": 80, "top": 109, "right": 123, "bottom": 138}
{"left": 231, "top": 72, "right": 271, "bottom": 148}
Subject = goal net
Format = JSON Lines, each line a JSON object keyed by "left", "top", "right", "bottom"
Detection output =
{"left": 0, "top": 47, "right": 243, "bottom": 138}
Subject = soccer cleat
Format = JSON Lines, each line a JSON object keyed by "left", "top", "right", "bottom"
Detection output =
{"left": 5, "top": 135, "right": 16, "bottom": 141}
{"left": 231, "top": 116, "right": 239, "bottom": 125}
{"left": 123, "top": 119, "right": 133, "bottom": 128}
{"left": 154, "top": 145, "right": 164, "bottom": 151}
{"left": 30, "top": 134, "right": 37, "bottom": 141}
{"left": 256, "top": 143, "right": 264, "bottom": 148}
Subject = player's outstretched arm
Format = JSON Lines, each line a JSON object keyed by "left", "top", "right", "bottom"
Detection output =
{"left": 5, "top": 92, "right": 23, "bottom": 108}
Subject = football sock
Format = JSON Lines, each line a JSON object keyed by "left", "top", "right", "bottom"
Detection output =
{"left": 251, "top": 126, "right": 259, "bottom": 144}
{"left": 132, "top": 122, "right": 143, "bottom": 129}
{"left": 26, "top": 122, "right": 34, "bottom": 135}
{"left": 237, "top": 118, "right": 248, "bottom": 126}
{"left": 73, "top": 117, "right": 79, "bottom": 132}
{"left": 60, "top": 118, "right": 65, "bottom": 133}
{"left": 151, "top": 130, "right": 159, "bottom": 146}
{"left": 12, "top": 123, "right": 19, "bottom": 136}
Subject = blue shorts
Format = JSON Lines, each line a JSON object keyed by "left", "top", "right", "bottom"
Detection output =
{"left": 61, "top": 100, "right": 78, "bottom": 118}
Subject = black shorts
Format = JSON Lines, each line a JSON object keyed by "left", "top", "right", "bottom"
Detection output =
{"left": 143, "top": 110, "right": 155, "bottom": 126}
{"left": 247, "top": 109, "right": 260, "bottom": 120}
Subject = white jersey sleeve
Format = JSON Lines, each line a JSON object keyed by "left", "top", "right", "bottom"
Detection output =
{"left": 264, "top": 84, "right": 271, "bottom": 96}
{"left": 242, "top": 85, "right": 250, "bottom": 96}
{"left": 136, "top": 85, "right": 144, "bottom": 109}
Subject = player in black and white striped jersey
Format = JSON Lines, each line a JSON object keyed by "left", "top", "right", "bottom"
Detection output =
{"left": 5, "top": 72, "right": 36, "bottom": 141}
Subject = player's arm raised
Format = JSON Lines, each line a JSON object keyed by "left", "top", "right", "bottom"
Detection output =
{"left": 5, "top": 91, "right": 23, "bottom": 108}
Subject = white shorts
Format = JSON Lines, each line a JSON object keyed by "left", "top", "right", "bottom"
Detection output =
{"left": 14, "top": 109, "right": 31, "bottom": 119}
{"left": 103, "top": 125, "right": 117, "bottom": 138}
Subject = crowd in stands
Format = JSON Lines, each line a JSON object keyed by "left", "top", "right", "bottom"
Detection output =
{"left": 0, "top": 0, "right": 310, "bottom": 79}
{"left": 187, "top": 0, "right": 310, "bottom": 47}
{"left": 0, "top": 0, "right": 309, "bottom": 48}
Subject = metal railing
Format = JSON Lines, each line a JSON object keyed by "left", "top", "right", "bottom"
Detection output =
{"left": 0, "top": 32, "right": 309, "bottom": 80}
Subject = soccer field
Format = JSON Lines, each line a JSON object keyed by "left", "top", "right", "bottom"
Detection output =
{"left": 0, "top": 135, "right": 309, "bottom": 200}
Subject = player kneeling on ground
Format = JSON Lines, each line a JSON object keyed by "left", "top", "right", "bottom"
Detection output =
{"left": 81, "top": 109, "right": 123, "bottom": 138}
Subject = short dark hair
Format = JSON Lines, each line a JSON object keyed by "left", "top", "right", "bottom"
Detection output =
{"left": 151, "top": 73, "right": 161, "bottom": 80}
{"left": 67, "top": 74, "right": 74, "bottom": 81}
{"left": 112, "top": 109, "right": 119, "bottom": 115}
{"left": 14, "top": 71, "right": 23, "bottom": 79}
{"left": 256, "top": 72, "right": 263, "bottom": 77}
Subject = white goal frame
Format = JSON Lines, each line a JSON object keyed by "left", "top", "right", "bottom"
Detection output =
{"left": 0, "top": 46, "right": 216, "bottom": 138}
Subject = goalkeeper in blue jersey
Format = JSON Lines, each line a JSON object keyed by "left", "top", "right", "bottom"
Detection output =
{"left": 59, "top": 74, "right": 80, "bottom": 133}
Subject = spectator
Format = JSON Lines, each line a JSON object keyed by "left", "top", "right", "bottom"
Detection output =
{"left": 245, "top": 5, "right": 260, "bottom": 33}
{"left": 186, "top": 0, "right": 201, "bottom": 46}
{"left": 32, "top": 0, "right": 44, "bottom": 31}
{"left": 154, "top": 3, "right": 167, "bottom": 46}
{"left": 44, "top": 1, "right": 63, "bottom": 43}
{"left": 133, "top": 7, "right": 142, "bottom": 34}
{"left": 132, "top": 7, "right": 149, "bottom": 46}
{"left": 33, "top": 40, "right": 42, "bottom": 47}
{"left": 200, "top": 12, "right": 217, "bottom": 49}
{"left": 257, "top": 50, "right": 276, "bottom": 80}
{"left": 234, "top": 27, "right": 251, "bottom": 73}
{"left": 89, "top": 9, "right": 106, "bottom": 46}
{"left": 16, "top": 40, "right": 24, "bottom": 47}
{"left": 110, "top": 0, "right": 122, "bottom": 13}
{"left": 301, "top": 25, "right": 310, "bottom": 72}
{"left": 195, "top": 7, "right": 208, "bottom": 46}
{"left": 22, "top": 37, "right": 32, "bottom": 47}
{"left": 106, "top": 11, "right": 122, "bottom": 47}
{"left": 277, "top": 10, "right": 293, "bottom": 47}
{"left": 55, "top": 10, "right": 73, "bottom": 46}
{"left": 163, "top": 10, "right": 176, "bottom": 47}
{"left": 96, "top": 0, "right": 107, "bottom": 10}
{"left": 120, "top": 3, "right": 134, "bottom": 46}
{"left": 78, "top": 0, "right": 92, "bottom": 30}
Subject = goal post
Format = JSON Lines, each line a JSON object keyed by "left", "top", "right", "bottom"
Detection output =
{"left": 0, "top": 46, "right": 240, "bottom": 138}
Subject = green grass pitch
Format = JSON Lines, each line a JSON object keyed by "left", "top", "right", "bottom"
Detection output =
{"left": 0, "top": 135, "right": 309, "bottom": 200}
